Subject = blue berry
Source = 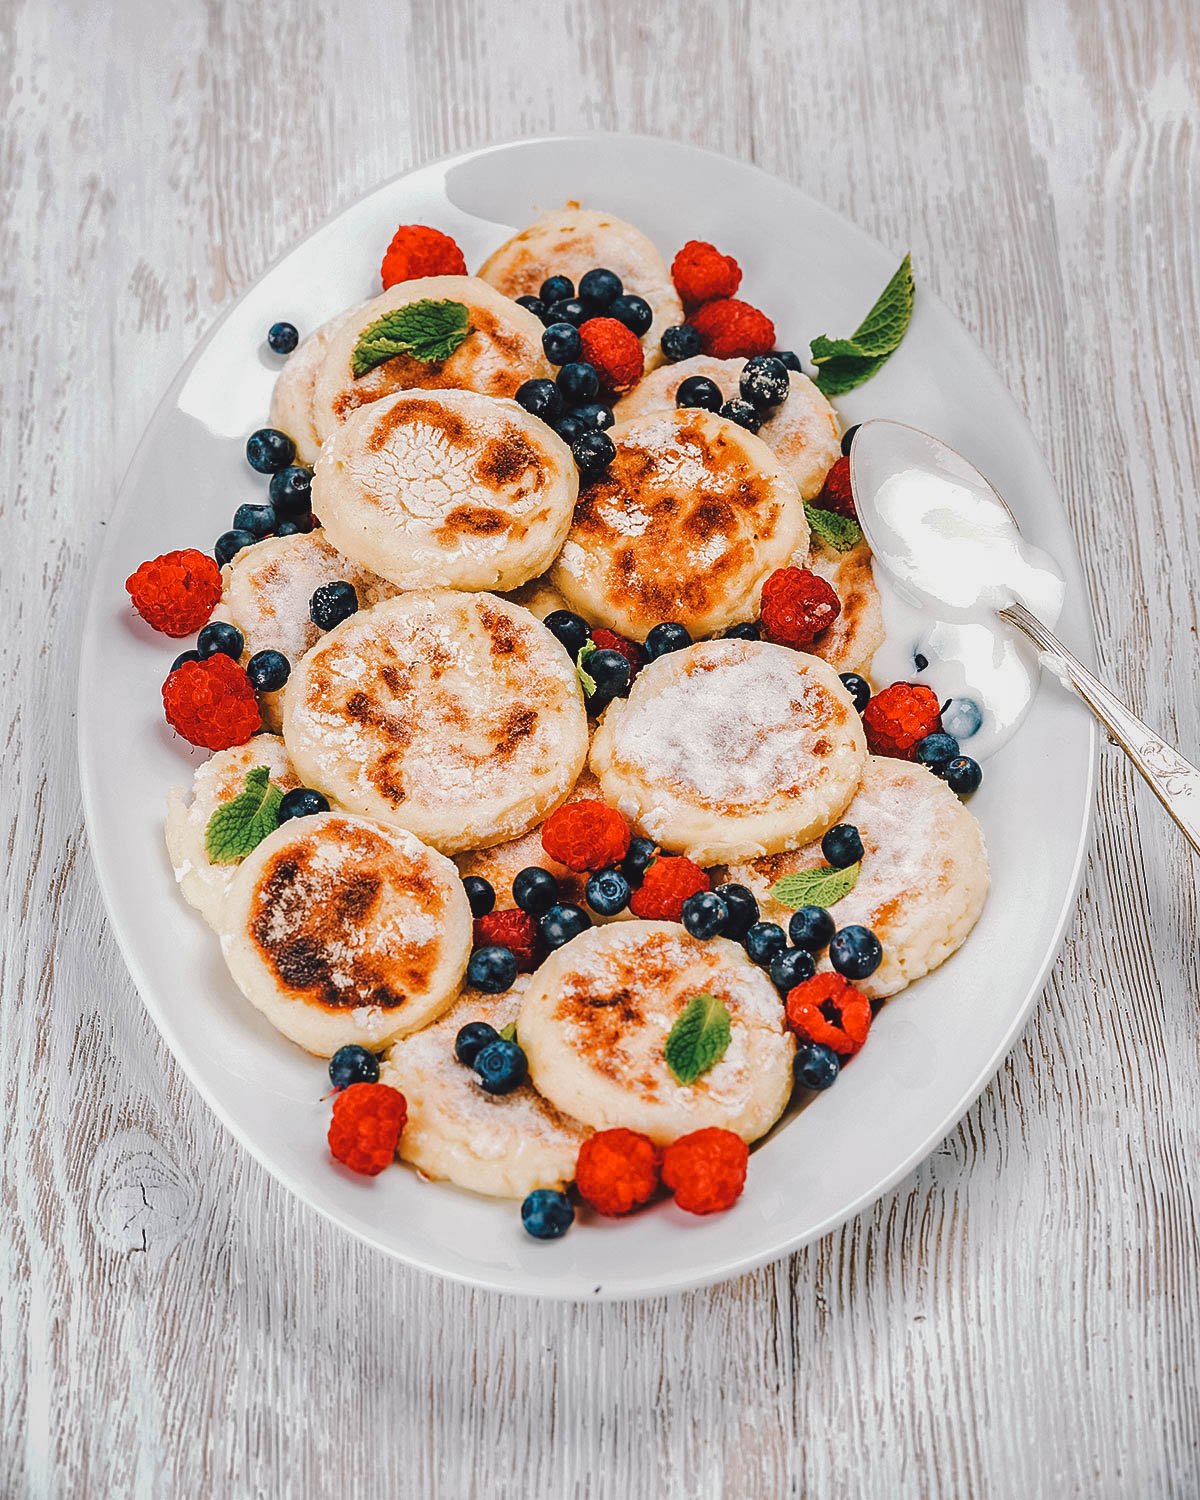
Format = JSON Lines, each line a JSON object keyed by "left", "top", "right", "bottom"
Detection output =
{"left": 839, "top": 672, "right": 871, "bottom": 712}
{"left": 714, "top": 882, "right": 758, "bottom": 939}
{"left": 309, "top": 580, "right": 358, "bottom": 630}
{"left": 913, "top": 652, "right": 929, "bottom": 671}
{"left": 579, "top": 267, "right": 622, "bottom": 308}
{"left": 516, "top": 294, "right": 547, "bottom": 318}
{"left": 455, "top": 1021, "right": 499, "bottom": 1067}
{"left": 275, "top": 517, "right": 312, "bottom": 537}
{"left": 840, "top": 424, "right": 861, "bottom": 457}
{"left": 718, "top": 397, "right": 761, "bottom": 433}
{"left": 170, "top": 649, "right": 200, "bottom": 671}
{"left": 462, "top": 876, "right": 495, "bottom": 918}
{"left": 246, "top": 649, "right": 290, "bottom": 691}
{"left": 681, "top": 890, "right": 729, "bottom": 940}
{"left": 328, "top": 1044, "right": 379, "bottom": 1089}
{"left": 676, "top": 375, "right": 723, "bottom": 412}
{"left": 197, "top": 620, "right": 244, "bottom": 660}
{"left": 557, "top": 361, "right": 601, "bottom": 404}
{"left": 233, "top": 502, "right": 276, "bottom": 537}
{"left": 585, "top": 867, "right": 631, "bottom": 917}
{"left": 277, "top": 787, "right": 329, "bottom": 822}
{"left": 572, "top": 430, "right": 616, "bottom": 480}
{"left": 574, "top": 402, "right": 614, "bottom": 432}
{"left": 769, "top": 946, "right": 817, "bottom": 995}
{"left": 515, "top": 377, "right": 564, "bottom": 423}
{"left": 587, "top": 648, "right": 631, "bottom": 700}
{"left": 542, "top": 321, "right": 582, "bottom": 366}
{"left": 622, "top": 836, "right": 658, "bottom": 887}
{"left": 794, "top": 1042, "right": 840, "bottom": 1090}
{"left": 467, "top": 944, "right": 519, "bottom": 994}
{"left": 269, "top": 465, "right": 314, "bottom": 517}
{"left": 549, "top": 297, "right": 587, "bottom": 326}
{"left": 521, "top": 1187, "right": 574, "bottom": 1239}
{"left": 539, "top": 274, "right": 575, "bottom": 304}
{"left": 941, "top": 697, "right": 983, "bottom": 740}
{"left": 214, "top": 528, "right": 256, "bottom": 566}
{"left": 267, "top": 321, "right": 299, "bottom": 354}
{"left": 474, "top": 1037, "right": 528, "bottom": 1094}
{"left": 608, "top": 293, "right": 653, "bottom": 336}
{"left": 661, "top": 324, "right": 702, "bottom": 362}
{"left": 540, "top": 903, "right": 591, "bottom": 950}
{"left": 245, "top": 427, "right": 295, "bottom": 473}
{"left": 772, "top": 349, "right": 804, "bottom": 372}
{"left": 788, "top": 905, "right": 835, "bottom": 951}
{"left": 555, "top": 414, "right": 586, "bottom": 445}
{"left": 543, "top": 610, "right": 591, "bottom": 657}
{"left": 739, "top": 355, "right": 791, "bottom": 410}
{"left": 821, "top": 823, "right": 864, "bottom": 869}
{"left": 829, "top": 925, "right": 883, "bottom": 979}
{"left": 744, "top": 921, "right": 787, "bottom": 967}
{"left": 642, "top": 621, "right": 692, "bottom": 661}
{"left": 725, "top": 621, "right": 761, "bottom": 641}
{"left": 944, "top": 756, "right": 983, "bottom": 795}
{"left": 916, "top": 732, "right": 961, "bottom": 774}
{"left": 513, "top": 866, "right": 560, "bottom": 916}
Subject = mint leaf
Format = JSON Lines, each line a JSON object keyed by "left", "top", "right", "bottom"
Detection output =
{"left": 205, "top": 766, "right": 285, "bottom": 864}
{"left": 811, "top": 254, "right": 914, "bottom": 396}
{"left": 805, "top": 503, "right": 863, "bottom": 553}
{"left": 812, "top": 353, "right": 885, "bottom": 398}
{"left": 351, "top": 299, "right": 471, "bottom": 377}
{"left": 499, "top": 1021, "right": 517, "bottom": 1043}
{"left": 769, "top": 862, "right": 860, "bottom": 910}
{"left": 664, "top": 993, "right": 732, "bottom": 1086}
{"left": 575, "top": 640, "right": 597, "bottom": 698}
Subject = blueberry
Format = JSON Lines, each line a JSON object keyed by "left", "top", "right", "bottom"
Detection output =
{"left": 916, "top": 732, "right": 961, "bottom": 774}
{"left": 462, "top": 876, "right": 495, "bottom": 918}
{"left": 275, "top": 516, "right": 313, "bottom": 537}
{"left": 714, "top": 883, "right": 758, "bottom": 939}
{"left": 454, "top": 1021, "right": 500, "bottom": 1067}
{"left": 513, "top": 866, "right": 560, "bottom": 916}
{"left": 245, "top": 427, "right": 295, "bottom": 474}
{"left": 246, "top": 649, "right": 290, "bottom": 692}
{"left": 328, "top": 1044, "right": 379, "bottom": 1089}
{"left": 277, "top": 787, "right": 330, "bottom": 822}
{"left": 681, "top": 890, "right": 729, "bottom": 940}
{"left": 170, "top": 649, "right": 200, "bottom": 672}
{"left": 676, "top": 375, "right": 723, "bottom": 412}
{"left": 521, "top": 1187, "right": 574, "bottom": 1239}
{"left": 467, "top": 944, "right": 519, "bottom": 994}
{"left": 725, "top": 621, "right": 761, "bottom": 641}
{"left": 232, "top": 502, "right": 277, "bottom": 537}
{"left": 267, "top": 321, "right": 299, "bottom": 355}
{"left": 557, "top": 361, "right": 601, "bottom": 404}
{"left": 642, "top": 621, "right": 692, "bottom": 661}
{"left": 543, "top": 610, "right": 592, "bottom": 658}
{"left": 941, "top": 697, "right": 983, "bottom": 740}
{"left": 474, "top": 1037, "right": 528, "bottom": 1094}
{"left": 549, "top": 296, "right": 587, "bottom": 327}
{"left": 661, "top": 324, "right": 702, "bottom": 362}
{"left": 744, "top": 921, "right": 787, "bottom": 967}
{"left": 214, "top": 528, "right": 256, "bottom": 566}
{"left": 555, "top": 414, "right": 587, "bottom": 445}
{"left": 769, "top": 945, "right": 817, "bottom": 995}
{"left": 772, "top": 349, "right": 804, "bottom": 373}
{"left": 608, "top": 293, "right": 653, "bottom": 336}
{"left": 788, "top": 905, "right": 836, "bottom": 951}
{"left": 572, "top": 430, "right": 616, "bottom": 480}
{"left": 821, "top": 823, "right": 864, "bottom": 869}
{"left": 913, "top": 652, "right": 929, "bottom": 671}
{"left": 574, "top": 402, "right": 615, "bottom": 432}
{"left": 794, "top": 1042, "right": 840, "bottom": 1090}
{"left": 540, "top": 903, "right": 591, "bottom": 950}
{"left": 829, "top": 924, "right": 883, "bottom": 979}
{"left": 542, "top": 321, "right": 582, "bottom": 366}
{"left": 622, "top": 836, "right": 659, "bottom": 887}
{"left": 839, "top": 672, "right": 871, "bottom": 712}
{"left": 587, "top": 647, "right": 632, "bottom": 700}
{"left": 516, "top": 294, "right": 547, "bottom": 319}
{"left": 516, "top": 377, "right": 564, "bottom": 423}
{"left": 585, "top": 867, "right": 631, "bottom": 917}
{"left": 944, "top": 756, "right": 983, "bottom": 795}
{"left": 718, "top": 397, "right": 761, "bottom": 433}
{"left": 309, "top": 580, "right": 358, "bottom": 630}
{"left": 269, "top": 465, "right": 314, "bottom": 517}
{"left": 739, "top": 355, "right": 791, "bottom": 410}
{"left": 197, "top": 620, "right": 244, "bottom": 660}
{"left": 579, "top": 267, "right": 622, "bottom": 309}
{"left": 539, "top": 274, "right": 575, "bottom": 304}
{"left": 840, "top": 424, "right": 861, "bottom": 457}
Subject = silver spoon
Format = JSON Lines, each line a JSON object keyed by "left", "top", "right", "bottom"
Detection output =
{"left": 848, "top": 418, "right": 1200, "bottom": 856}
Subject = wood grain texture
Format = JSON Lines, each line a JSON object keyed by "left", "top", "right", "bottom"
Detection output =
{"left": 2, "top": 0, "right": 1199, "bottom": 1495}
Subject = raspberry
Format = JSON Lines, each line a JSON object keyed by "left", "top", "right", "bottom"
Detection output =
{"left": 862, "top": 682, "right": 942, "bottom": 760}
{"left": 162, "top": 653, "right": 261, "bottom": 750}
{"left": 327, "top": 1082, "right": 407, "bottom": 1176}
{"left": 816, "top": 455, "right": 855, "bottom": 519}
{"left": 574, "top": 1128, "right": 661, "bottom": 1215}
{"left": 689, "top": 298, "right": 776, "bottom": 360}
{"left": 473, "top": 908, "right": 539, "bottom": 971}
{"left": 541, "top": 799, "right": 631, "bottom": 873}
{"left": 785, "top": 973, "right": 871, "bottom": 1057}
{"left": 125, "top": 548, "right": 222, "bottom": 637}
{"left": 759, "top": 567, "right": 841, "bottom": 649}
{"left": 670, "top": 240, "right": 742, "bottom": 310}
{"left": 379, "top": 224, "right": 467, "bottom": 289}
{"left": 590, "top": 627, "right": 641, "bottom": 681}
{"left": 578, "top": 317, "right": 644, "bottom": 393}
{"left": 628, "top": 855, "right": 710, "bottom": 921}
{"left": 661, "top": 1127, "right": 748, "bottom": 1214}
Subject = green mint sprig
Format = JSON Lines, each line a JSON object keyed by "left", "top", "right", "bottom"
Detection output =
{"left": 804, "top": 504, "right": 863, "bottom": 553}
{"left": 351, "top": 299, "right": 471, "bottom": 377}
{"left": 769, "top": 861, "right": 861, "bottom": 910}
{"left": 810, "top": 255, "right": 914, "bottom": 396}
{"left": 664, "top": 993, "right": 732, "bottom": 1086}
{"left": 575, "top": 640, "right": 598, "bottom": 698}
{"left": 205, "top": 766, "right": 284, "bottom": 864}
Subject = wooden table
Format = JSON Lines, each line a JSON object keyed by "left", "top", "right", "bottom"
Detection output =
{"left": 4, "top": 1, "right": 1198, "bottom": 1494}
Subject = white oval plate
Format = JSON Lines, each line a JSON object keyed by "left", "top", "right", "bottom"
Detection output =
{"left": 79, "top": 135, "right": 1095, "bottom": 1300}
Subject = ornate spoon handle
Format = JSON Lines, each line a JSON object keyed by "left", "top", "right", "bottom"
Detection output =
{"left": 1000, "top": 601, "right": 1200, "bottom": 856}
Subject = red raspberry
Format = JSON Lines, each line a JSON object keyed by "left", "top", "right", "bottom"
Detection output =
{"left": 379, "top": 224, "right": 467, "bottom": 288}
{"left": 590, "top": 627, "right": 641, "bottom": 681}
{"left": 574, "top": 1128, "right": 661, "bottom": 1216}
{"left": 661, "top": 1127, "right": 748, "bottom": 1215}
{"left": 816, "top": 455, "right": 855, "bottom": 519}
{"left": 689, "top": 298, "right": 776, "bottom": 360}
{"left": 862, "top": 682, "right": 941, "bottom": 760}
{"left": 541, "top": 799, "right": 631, "bottom": 873}
{"left": 125, "top": 548, "right": 222, "bottom": 637}
{"left": 785, "top": 973, "right": 872, "bottom": 1058}
{"left": 670, "top": 240, "right": 743, "bottom": 310}
{"left": 473, "top": 908, "right": 539, "bottom": 971}
{"left": 328, "top": 1082, "right": 407, "bottom": 1176}
{"left": 162, "top": 653, "right": 261, "bottom": 750}
{"left": 759, "top": 567, "right": 841, "bottom": 649}
{"left": 628, "top": 855, "right": 710, "bottom": 921}
{"left": 578, "top": 317, "right": 644, "bottom": 393}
